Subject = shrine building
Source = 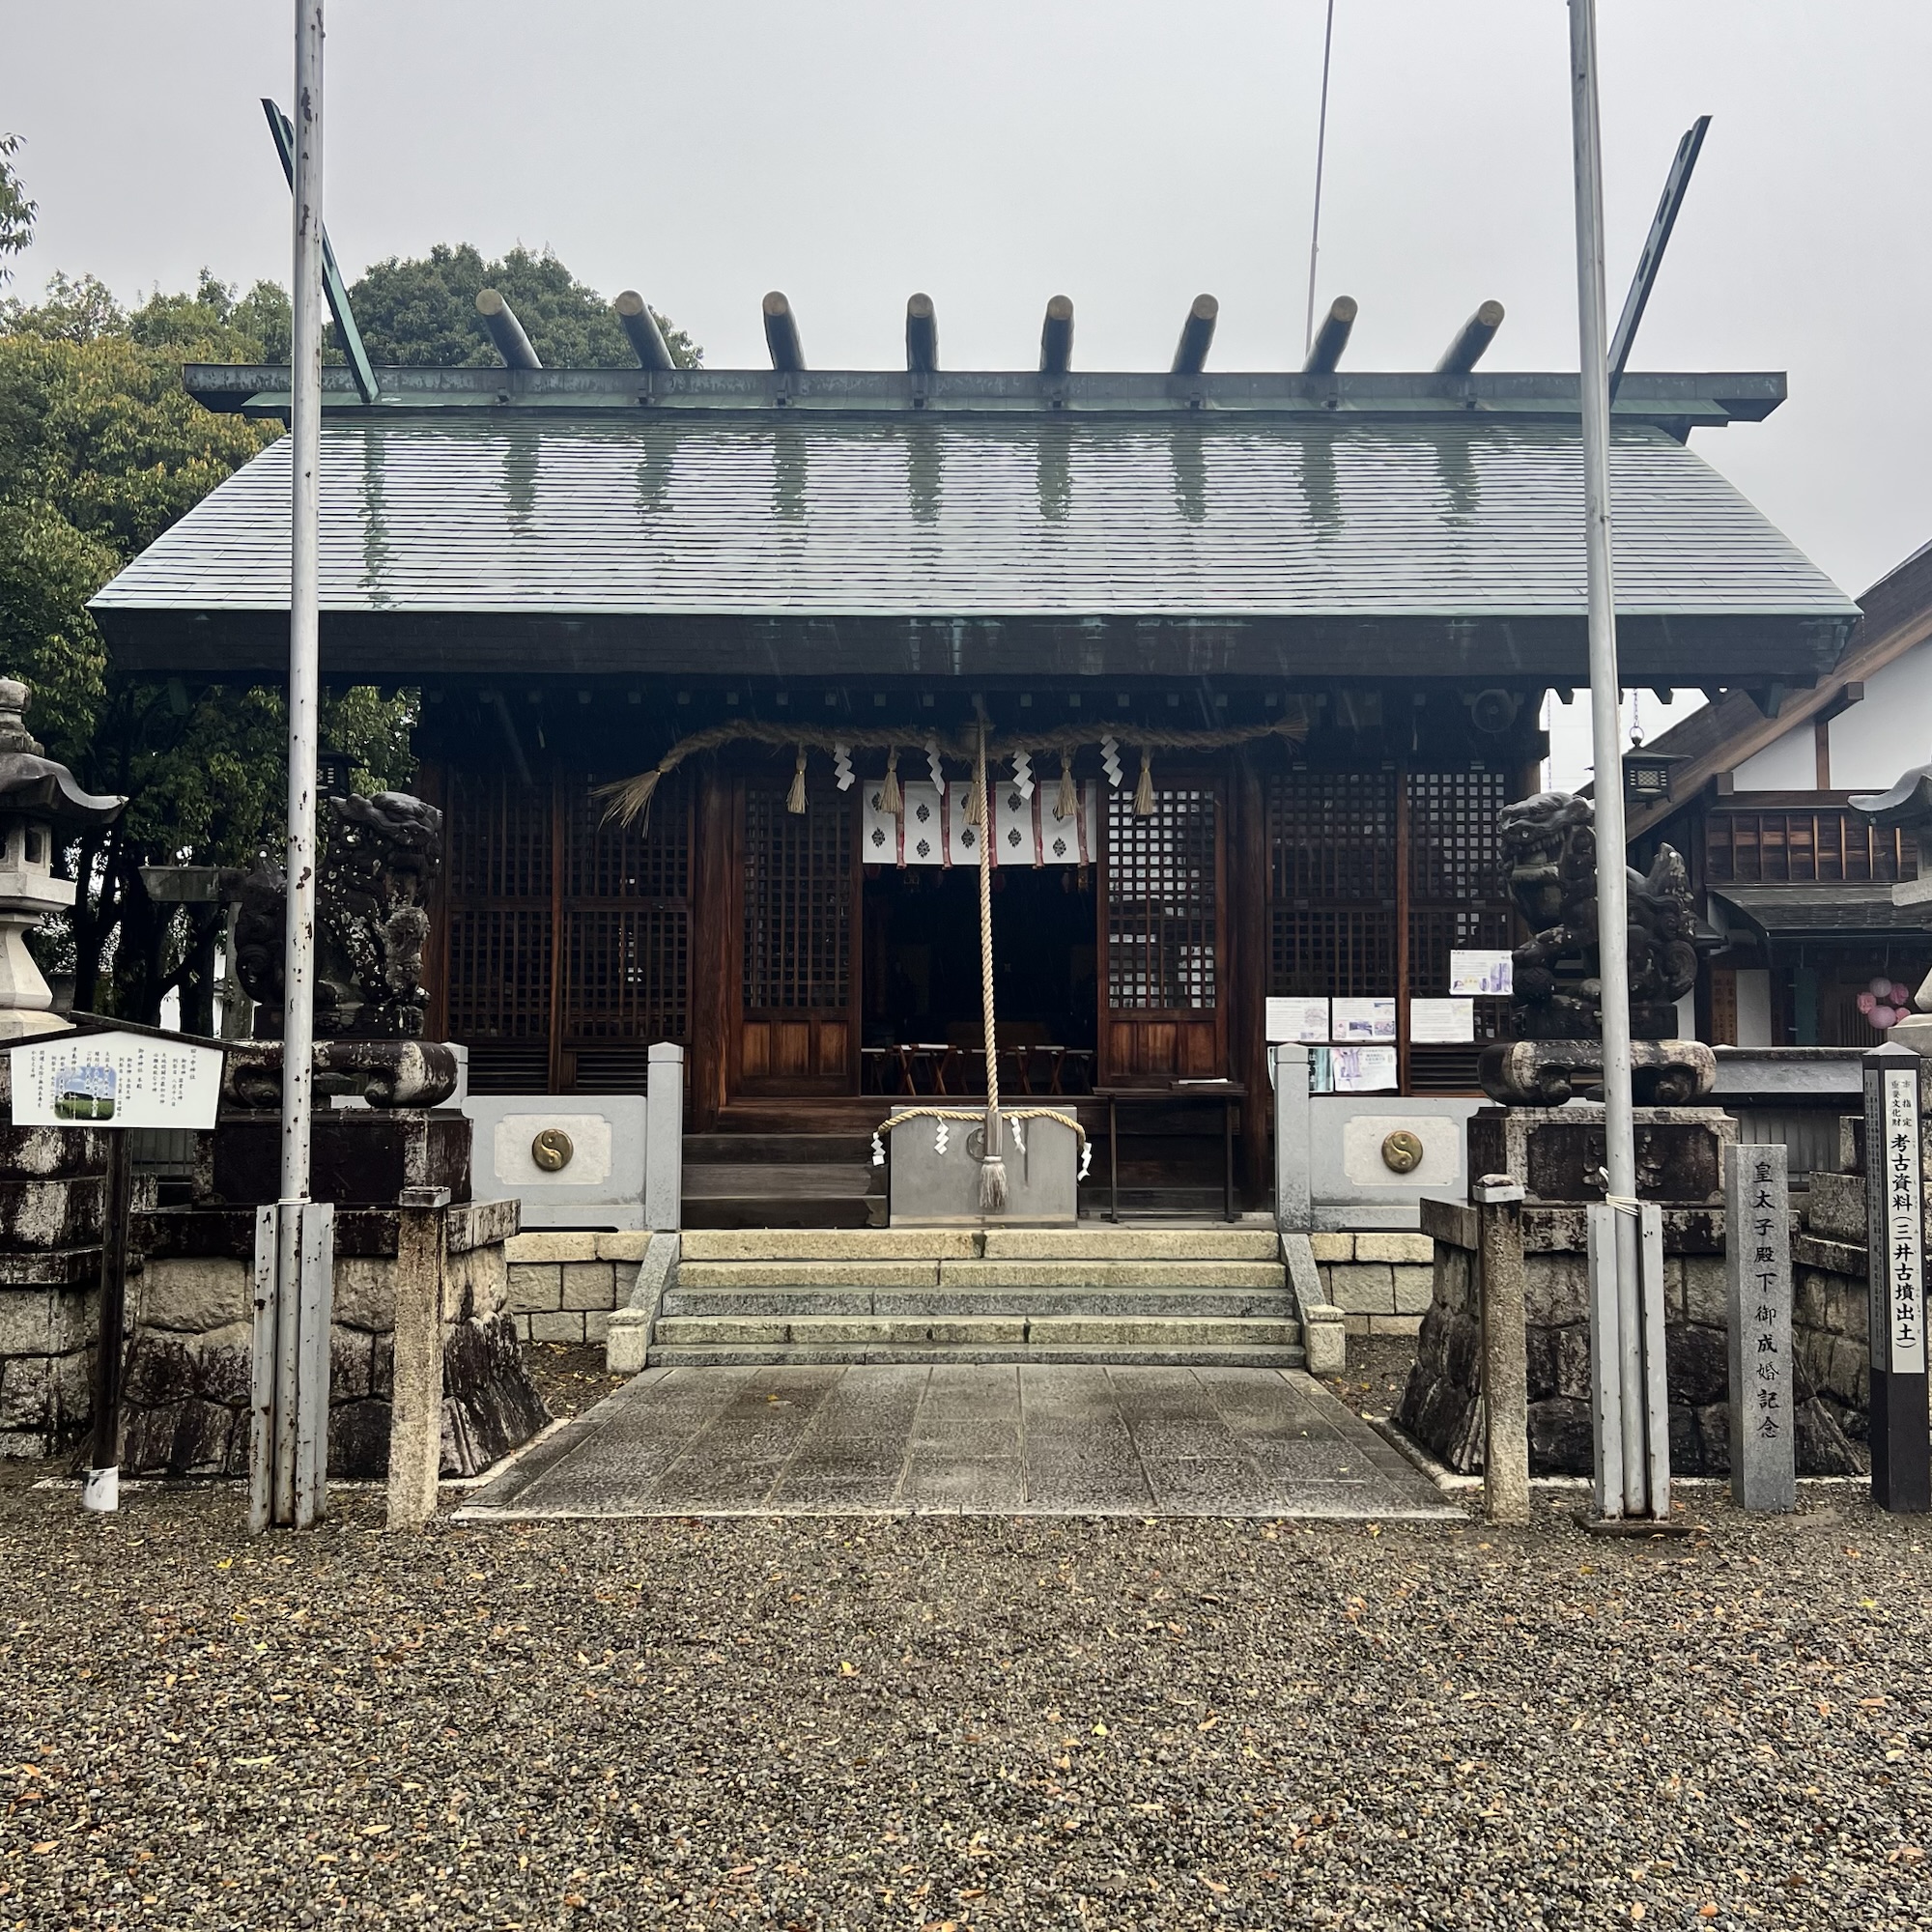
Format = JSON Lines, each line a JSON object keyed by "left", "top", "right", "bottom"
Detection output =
{"left": 90, "top": 291, "right": 1856, "bottom": 1220}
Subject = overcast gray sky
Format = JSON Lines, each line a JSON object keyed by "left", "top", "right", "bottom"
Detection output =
{"left": 7, "top": 2, "right": 1929, "bottom": 781}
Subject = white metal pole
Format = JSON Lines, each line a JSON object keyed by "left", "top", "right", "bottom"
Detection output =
{"left": 1568, "top": 0, "right": 1646, "bottom": 1514}
{"left": 277, "top": 0, "right": 325, "bottom": 1522}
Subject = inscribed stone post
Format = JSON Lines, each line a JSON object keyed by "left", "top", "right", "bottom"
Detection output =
{"left": 1724, "top": 1143, "right": 1794, "bottom": 1512}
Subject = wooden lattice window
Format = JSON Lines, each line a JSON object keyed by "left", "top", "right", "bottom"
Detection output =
{"left": 440, "top": 769, "right": 691, "bottom": 1094}
{"left": 1407, "top": 769, "right": 1512, "bottom": 1039}
{"left": 743, "top": 788, "right": 852, "bottom": 1009}
{"left": 1266, "top": 771, "right": 1395, "bottom": 997}
{"left": 1706, "top": 809, "right": 1917, "bottom": 885}
{"left": 1106, "top": 787, "right": 1218, "bottom": 1009}
{"left": 442, "top": 771, "right": 553, "bottom": 1094}
{"left": 564, "top": 778, "right": 690, "bottom": 1043}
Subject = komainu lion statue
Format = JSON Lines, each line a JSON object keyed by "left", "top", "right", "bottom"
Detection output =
{"left": 1499, "top": 790, "right": 1698, "bottom": 1041}
{"left": 1480, "top": 790, "right": 1714, "bottom": 1106}
{"left": 234, "top": 791, "right": 443, "bottom": 1039}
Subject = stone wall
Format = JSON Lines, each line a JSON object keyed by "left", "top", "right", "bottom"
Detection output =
{"left": 503, "top": 1231, "right": 647, "bottom": 1346}
{"left": 1307, "top": 1232, "right": 1434, "bottom": 1339}
{"left": 1400, "top": 1197, "right": 1866, "bottom": 1479}
{"left": 0, "top": 1124, "right": 107, "bottom": 1458}
{"left": 120, "top": 1197, "right": 543, "bottom": 1481}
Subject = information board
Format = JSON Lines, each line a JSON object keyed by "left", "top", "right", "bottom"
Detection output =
{"left": 1409, "top": 998, "right": 1475, "bottom": 1044}
{"left": 1449, "top": 950, "right": 1514, "bottom": 998}
{"left": 11, "top": 1030, "right": 223, "bottom": 1131}
{"left": 1330, "top": 998, "right": 1397, "bottom": 1043}
{"left": 1879, "top": 1065, "right": 1926, "bottom": 1376}
{"left": 1264, "top": 997, "right": 1330, "bottom": 1044}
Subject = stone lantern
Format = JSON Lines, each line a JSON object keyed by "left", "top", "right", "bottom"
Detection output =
{"left": 0, "top": 678, "right": 126, "bottom": 1040}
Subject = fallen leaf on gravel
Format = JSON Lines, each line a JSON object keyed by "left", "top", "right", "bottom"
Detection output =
{"left": 361, "top": 1825, "right": 391, "bottom": 1837}
{"left": 1093, "top": 1722, "right": 1109, "bottom": 1736}
{"left": 1698, "top": 1908, "right": 1719, "bottom": 1919}
{"left": 30, "top": 1842, "right": 54, "bottom": 1855}
{"left": 1889, "top": 1847, "right": 1924, "bottom": 1863}
{"left": 1630, "top": 1906, "right": 1644, "bottom": 1922}
{"left": 1197, "top": 1717, "right": 1219, "bottom": 1731}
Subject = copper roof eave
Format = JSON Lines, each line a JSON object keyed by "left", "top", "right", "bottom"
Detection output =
{"left": 181, "top": 361, "right": 1788, "bottom": 429}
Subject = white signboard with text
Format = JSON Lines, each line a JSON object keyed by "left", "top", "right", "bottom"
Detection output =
{"left": 1879, "top": 1065, "right": 1926, "bottom": 1375}
{"left": 10, "top": 1031, "right": 223, "bottom": 1131}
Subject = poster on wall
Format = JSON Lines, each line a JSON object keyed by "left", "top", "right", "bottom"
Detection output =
{"left": 1331, "top": 1045, "right": 1399, "bottom": 1094}
{"left": 1331, "top": 997, "right": 1397, "bottom": 1042}
{"left": 1449, "top": 950, "right": 1514, "bottom": 998}
{"left": 1265, "top": 996, "right": 1330, "bottom": 1043}
{"left": 1409, "top": 998, "right": 1476, "bottom": 1043}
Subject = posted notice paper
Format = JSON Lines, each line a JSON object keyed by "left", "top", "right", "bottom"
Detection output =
{"left": 1331, "top": 997, "right": 1397, "bottom": 1042}
{"left": 1265, "top": 996, "right": 1330, "bottom": 1043}
{"left": 1448, "top": 950, "right": 1513, "bottom": 998}
{"left": 1409, "top": 998, "right": 1476, "bottom": 1044}
{"left": 1331, "top": 1045, "right": 1399, "bottom": 1094}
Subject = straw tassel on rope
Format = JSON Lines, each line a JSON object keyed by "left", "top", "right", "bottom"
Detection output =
{"left": 786, "top": 745, "right": 808, "bottom": 814}
{"left": 1054, "top": 750, "right": 1079, "bottom": 823}
{"left": 1133, "top": 745, "right": 1155, "bottom": 816}
{"left": 880, "top": 744, "right": 902, "bottom": 815}
{"left": 974, "top": 705, "right": 1007, "bottom": 1213}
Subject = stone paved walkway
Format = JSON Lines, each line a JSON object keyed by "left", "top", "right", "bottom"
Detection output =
{"left": 459, "top": 1365, "right": 1460, "bottom": 1520}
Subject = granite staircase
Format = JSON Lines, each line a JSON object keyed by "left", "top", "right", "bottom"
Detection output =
{"left": 647, "top": 1226, "right": 1302, "bottom": 1368}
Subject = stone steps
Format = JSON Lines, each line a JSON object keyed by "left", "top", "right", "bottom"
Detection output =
{"left": 664, "top": 1284, "right": 1297, "bottom": 1318}
{"left": 645, "top": 1224, "right": 1301, "bottom": 1368}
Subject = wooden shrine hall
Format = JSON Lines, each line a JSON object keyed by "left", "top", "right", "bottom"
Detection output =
{"left": 92, "top": 288, "right": 1856, "bottom": 1213}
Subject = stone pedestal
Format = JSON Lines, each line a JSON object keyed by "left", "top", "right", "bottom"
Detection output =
{"left": 0, "top": 1122, "right": 108, "bottom": 1457}
{"left": 1397, "top": 1104, "right": 1864, "bottom": 1477}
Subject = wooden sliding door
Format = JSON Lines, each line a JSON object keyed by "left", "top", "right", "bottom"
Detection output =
{"left": 735, "top": 781, "right": 858, "bottom": 1094}
{"left": 1099, "top": 779, "right": 1226, "bottom": 1082}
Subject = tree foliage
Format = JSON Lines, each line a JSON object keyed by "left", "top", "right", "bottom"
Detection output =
{"left": 0, "top": 230, "right": 412, "bottom": 1019}
{"left": 1, "top": 155, "right": 702, "bottom": 1022}
{"left": 0, "top": 134, "right": 33, "bottom": 283}
{"left": 345, "top": 242, "right": 700, "bottom": 369}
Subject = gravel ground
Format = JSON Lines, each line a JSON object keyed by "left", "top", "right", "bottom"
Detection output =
{"left": 522, "top": 1344, "right": 629, "bottom": 1422}
{"left": 1323, "top": 1336, "right": 1420, "bottom": 1422}
{"left": 4, "top": 1476, "right": 1930, "bottom": 1928}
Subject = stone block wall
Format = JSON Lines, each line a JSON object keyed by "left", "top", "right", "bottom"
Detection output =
{"left": 0, "top": 1124, "right": 108, "bottom": 1458}
{"left": 1400, "top": 1199, "right": 1865, "bottom": 1478}
{"left": 504, "top": 1231, "right": 647, "bottom": 1347}
{"left": 120, "top": 1198, "right": 542, "bottom": 1480}
{"left": 1307, "top": 1232, "right": 1434, "bottom": 1339}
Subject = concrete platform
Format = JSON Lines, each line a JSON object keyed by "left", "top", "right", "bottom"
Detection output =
{"left": 458, "top": 1365, "right": 1459, "bottom": 1520}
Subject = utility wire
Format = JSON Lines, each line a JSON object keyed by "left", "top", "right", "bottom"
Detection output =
{"left": 1303, "top": 0, "right": 1338, "bottom": 359}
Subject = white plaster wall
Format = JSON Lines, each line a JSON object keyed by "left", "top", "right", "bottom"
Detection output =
{"left": 1735, "top": 969, "right": 1774, "bottom": 1047}
{"left": 1829, "top": 643, "right": 1932, "bottom": 790}
{"left": 1731, "top": 724, "right": 1816, "bottom": 792}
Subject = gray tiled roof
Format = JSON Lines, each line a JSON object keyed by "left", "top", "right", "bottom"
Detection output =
{"left": 1712, "top": 885, "right": 1932, "bottom": 938}
{"left": 93, "top": 414, "right": 1854, "bottom": 621}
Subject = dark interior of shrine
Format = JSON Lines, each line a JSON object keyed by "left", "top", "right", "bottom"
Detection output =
{"left": 864, "top": 865, "right": 1098, "bottom": 1069}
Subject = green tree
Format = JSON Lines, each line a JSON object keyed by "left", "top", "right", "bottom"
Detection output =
{"left": 0, "top": 134, "right": 33, "bottom": 283}
{"left": 346, "top": 242, "right": 700, "bottom": 368}
{"left": 0, "top": 237, "right": 412, "bottom": 1020}
{"left": 2, "top": 177, "right": 701, "bottom": 1023}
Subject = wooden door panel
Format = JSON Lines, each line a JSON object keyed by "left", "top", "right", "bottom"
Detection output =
{"left": 736, "top": 784, "right": 859, "bottom": 1095}
{"left": 1100, "top": 781, "right": 1227, "bottom": 1086}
